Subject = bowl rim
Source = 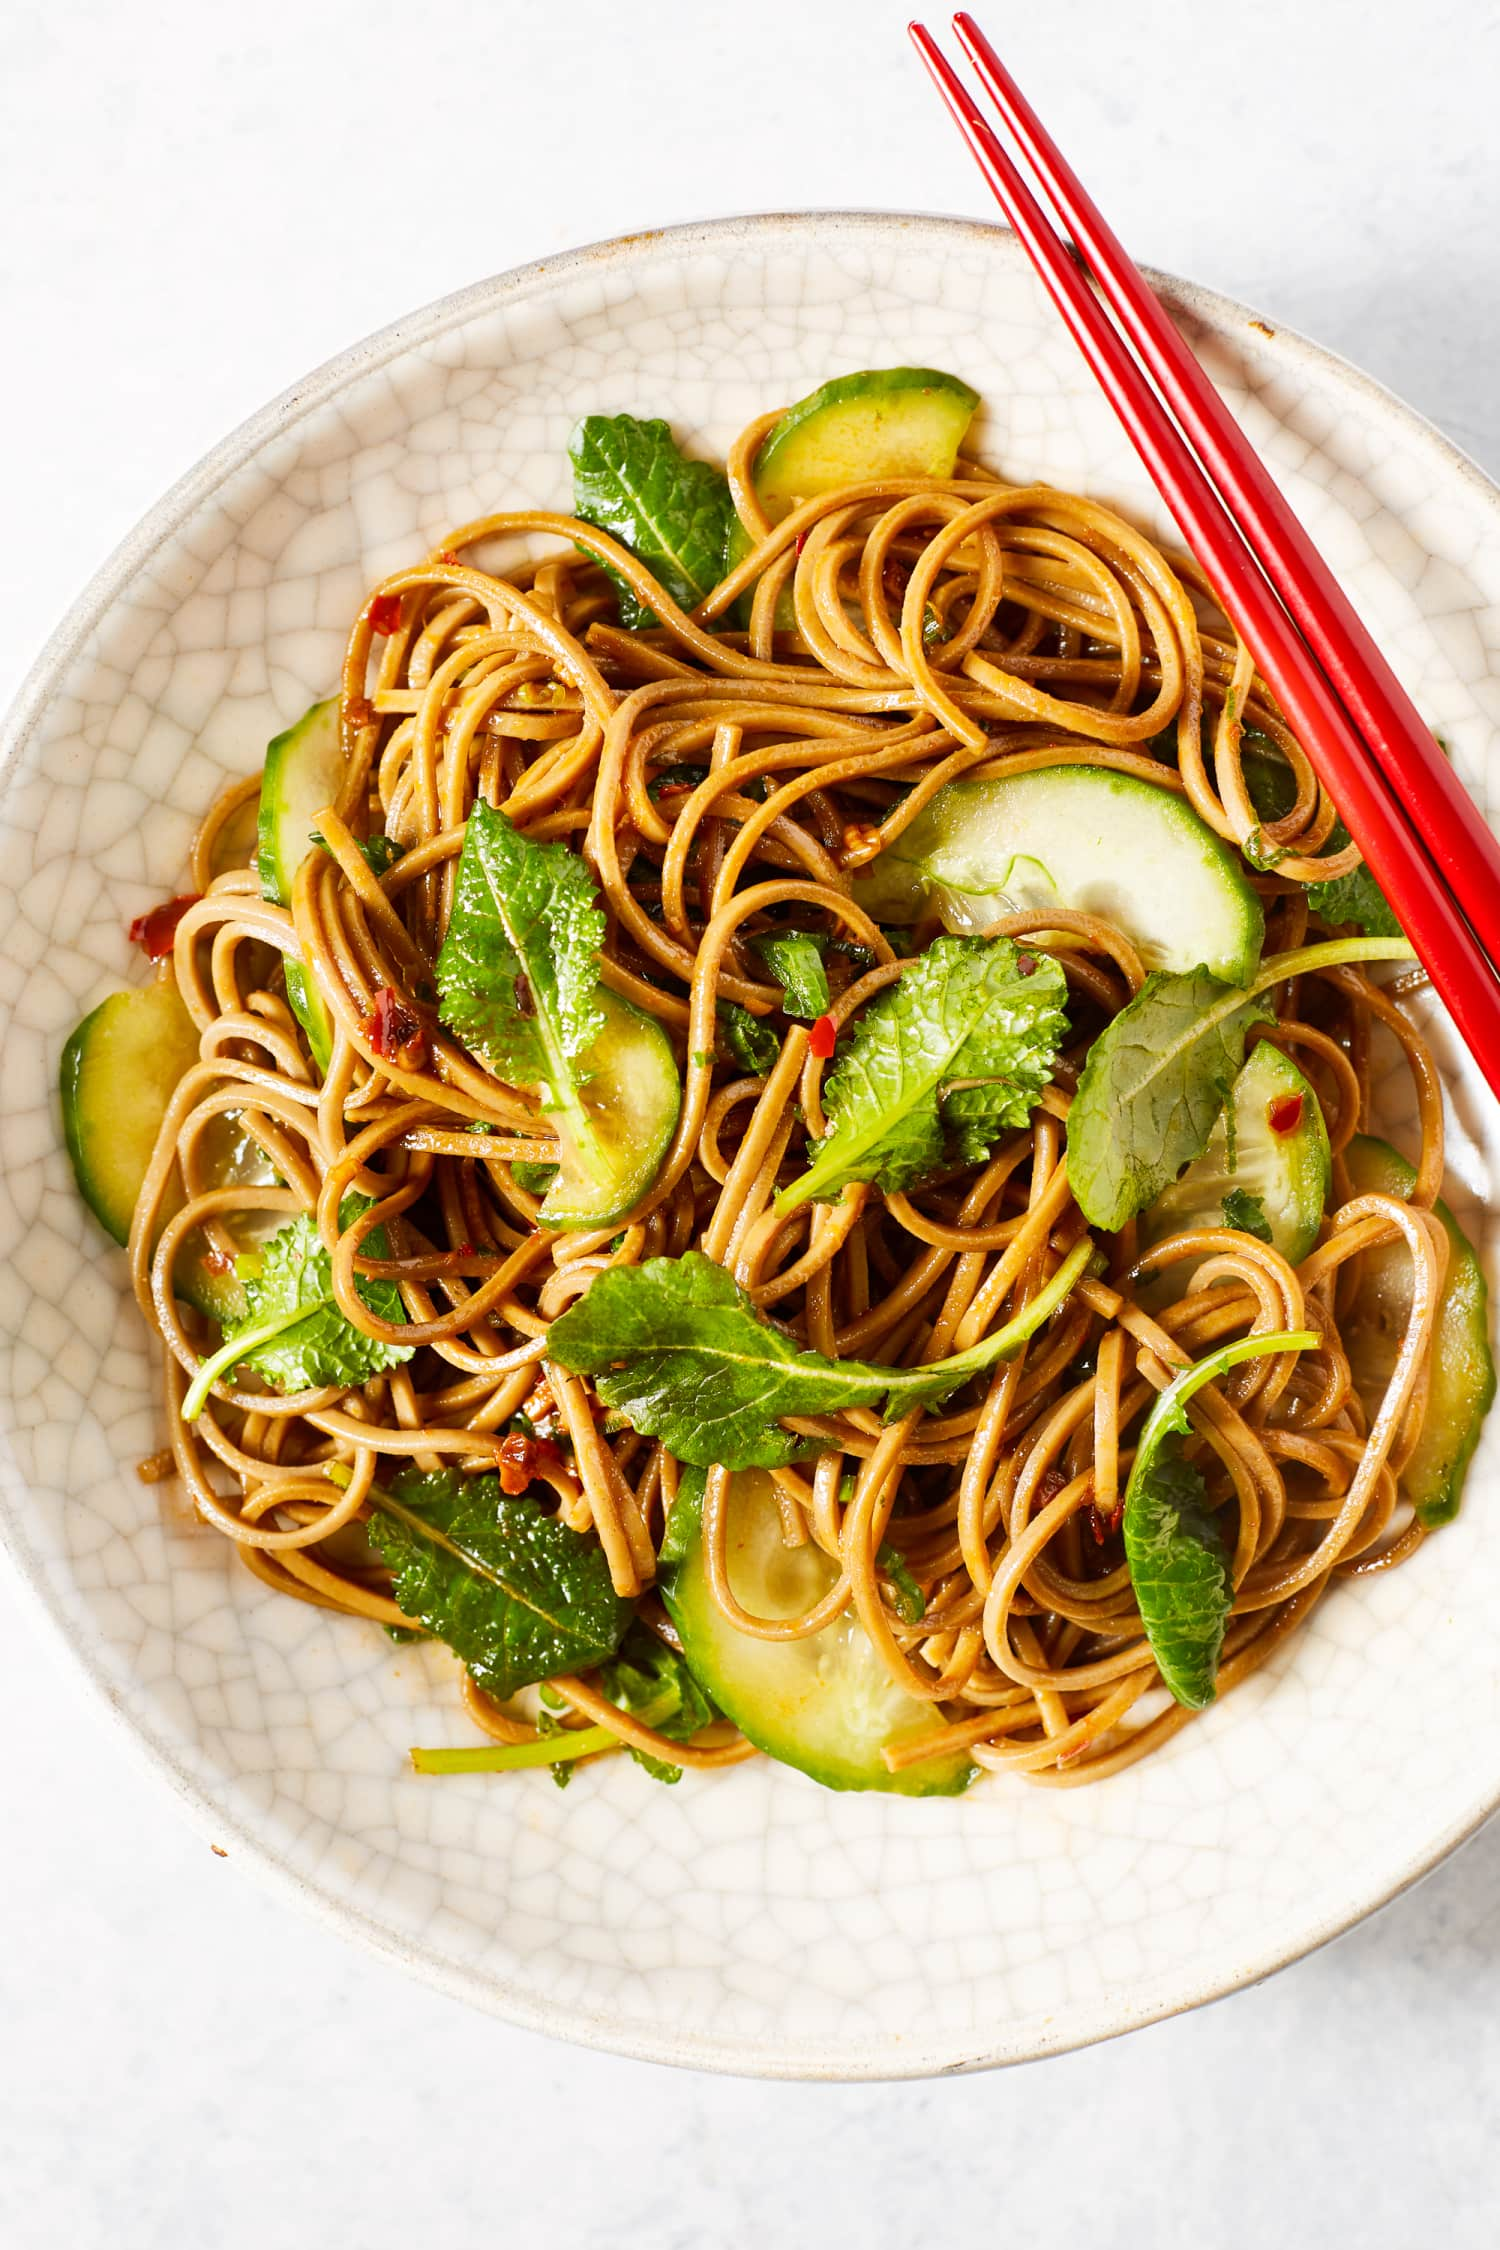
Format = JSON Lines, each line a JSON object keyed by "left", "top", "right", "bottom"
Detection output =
{"left": 3, "top": 207, "right": 1497, "bottom": 2080}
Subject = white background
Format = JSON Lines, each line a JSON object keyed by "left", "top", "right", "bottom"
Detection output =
{"left": 4, "top": 1, "right": 1500, "bottom": 2241}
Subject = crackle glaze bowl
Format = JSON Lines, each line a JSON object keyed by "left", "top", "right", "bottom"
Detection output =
{"left": 3, "top": 213, "right": 1498, "bottom": 2079}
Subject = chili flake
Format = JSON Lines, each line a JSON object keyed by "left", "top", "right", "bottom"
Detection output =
{"left": 365, "top": 986, "right": 427, "bottom": 1072}
{"left": 808, "top": 1013, "right": 838, "bottom": 1060}
{"left": 1268, "top": 1092, "right": 1305, "bottom": 1135}
{"left": 128, "top": 893, "right": 201, "bottom": 960}
{"left": 497, "top": 1430, "right": 535, "bottom": 1495}
{"left": 368, "top": 592, "right": 403, "bottom": 636}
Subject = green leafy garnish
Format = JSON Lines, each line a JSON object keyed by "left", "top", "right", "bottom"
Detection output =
{"left": 313, "top": 828, "right": 406, "bottom": 877}
{"left": 180, "top": 1194, "right": 412, "bottom": 1420}
{"left": 510, "top": 1160, "right": 560, "bottom": 1196}
{"left": 1303, "top": 857, "right": 1403, "bottom": 940}
{"left": 1069, "top": 937, "right": 1415, "bottom": 1233}
{"left": 1123, "top": 1329, "right": 1317, "bottom": 1706}
{"left": 1124, "top": 1448, "right": 1228, "bottom": 1711}
{"left": 367, "top": 1467, "right": 631, "bottom": 1700}
{"left": 408, "top": 1620, "right": 716, "bottom": 1782}
{"left": 878, "top": 1542, "right": 926, "bottom": 1623}
{"left": 597, "top": 1623, "right": 720, "bottom": 1781}
{"left": 718, "top": 1000, "right": 781, "bottom": 1075}
{"left": 777, "top": 936, "right": 1067, "bottom": 1212}
{"left": 1221, "top": 1187, "right": 1274, "bottom": 1242}
{"left": 547, "top": 1238, "right": 1095, "bottom": 1469}
{"left": 569, "top": 413, "right": 735, "bottom": 629}
{"left": 751, "top": 930, "right": 831, "bottom": 1021}
{"left": 1239, "top": 739, "right": 1401, "bottom": 937}
{"left": 658, "top": 1464, "right": 705, "bottom": 1565}
{"left": 1070, "top": 968, "right": 1274, "bottom": 1233}
{"left": 436, "top": 799, "right": 608, "bottom": 1166}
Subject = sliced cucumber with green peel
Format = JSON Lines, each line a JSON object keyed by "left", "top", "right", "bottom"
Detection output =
{"left": 60, "top": 978, "right": 272, "bottom": 1321}
{"left": 540, "top": 989, "right": 681, "bottom": 1230}
{"left": 1143, "top": 1043, "right": 1330, "bottom": 1281}
{"left": 256, "top": 697, "right": 341, "bottom": 1068}
{"left": 852, "top": 764, "right": 1264, "bottom": 983}
{"left": 1341, "top": 1135, "right": 1494, "bottom": 1526}
{"left": 753, "top": 367, "right": 979, "bottom": 514}
{"left": 663, "top": 1469, "right": 974, "bottom": 1796}
{"left": 724, "top": 366, "right": 980, "bottom": 620}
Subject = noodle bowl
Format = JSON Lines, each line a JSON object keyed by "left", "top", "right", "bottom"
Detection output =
{"left": 111, "top": 413, "right": 1463, "bottom": 1791}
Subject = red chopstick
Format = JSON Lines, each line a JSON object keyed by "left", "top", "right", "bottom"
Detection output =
{"left": 910, "top": 18, "right": 1500, "bottom": 1101}
{"left": 952, "top": 11, "right": 1500, "bottom": 960}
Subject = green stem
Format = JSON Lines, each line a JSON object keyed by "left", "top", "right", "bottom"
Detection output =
{"left": 879, "top": 1234, "right": 1098, "bottom": 1406}
{"left": 1249, "top": 936, "right": 1414, "bottom": 993}
{"left": 410, "top": 1691, "right": 677, "bottom": 1776}
{"left": 180, "top": 1299, "right": 323, "bottom": 1423}
{"left": 1126, "top": 1328, "right": 1320, "bottom": 1521}
{"left": 411, "top": 1726, "right": 620, "bottom": 1775}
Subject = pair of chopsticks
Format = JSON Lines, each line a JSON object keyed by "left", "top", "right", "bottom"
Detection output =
{"left": 912, "top": 14, "right": 1500, "bottom": 1101}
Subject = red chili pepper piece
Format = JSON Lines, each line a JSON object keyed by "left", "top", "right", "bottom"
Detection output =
{"left": 365, "top": 986, "right": 427, "bottom": 1071}
{"left": 794, "top": 531, "right": 808, "bottom": 558}
{"left": 808, "top": 1013, "right": 837, "bottom": 1060}
{"left": 368, "top": 592, "right": 403, "bottom": 636}
{"left": 497, "top": 1430, "right": 535, "bottom": 1495}
{"left": 128, "top": 893, "right": 201, "bottom": 960}
{"left": 1268, "top": 1092, "right": 1305, "bottom": 1135}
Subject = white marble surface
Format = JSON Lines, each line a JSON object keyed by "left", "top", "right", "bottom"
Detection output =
{"left": 3, "top": 0, "right": 1499, "bottom": 2238}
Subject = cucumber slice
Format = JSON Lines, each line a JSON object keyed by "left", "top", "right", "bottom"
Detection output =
{"left": 256, "top": 698, "right": 341, "bottom": 1068}
{"left": 663, "top": 1470, "right": 973, "bottom": 1796}
{"left": 1144, "top": 1043, "right": 1330, "bottom": 1276}
{"left": 723, "top": 366, "right": 980, "bottom": 620}
{"left": 1341, "top": 1135, "right": 1495, "bottom": 1526}
{"left": 754, "top": 367, "right": 979, "bottom": 514}
{"left": 60, "top": 979, "right": 271, "bottom": 1321}
{"left": 853, "top": 765, "right": 1264, "bottom": 983}
{"left": 540, "top": 989, "right": 681, "bottom": 1230}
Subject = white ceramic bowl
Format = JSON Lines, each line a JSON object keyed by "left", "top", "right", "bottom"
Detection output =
{"left": 3, "top": 213, "right": 1497, "bottom": 2079}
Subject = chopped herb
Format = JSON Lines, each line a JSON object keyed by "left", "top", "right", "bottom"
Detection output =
{"left": 750, "top": 930, "right": 832, "bottom": 1021}
{"left": 367, "top": 1467, "right": 631, "bottom": 1700}
{"left": 1238, "top": 738, "right": 1401, "bottom": 936}
{"left": 877, "top": 1542, "right": 926, "bottom": 1623}
{"left": 1069, "top": 938, "right": 1414, "bottom": 1233}
{"left": 597, "top": 1623, "right": 720, "bottom": 1782}
{"left": 1070, "top": 968, "right": 1273, "bottom": 1233}
{"left": 180, "top": 1194, "right": 412, "bottom": 1421}
{"left": 312, "top": 828, "right": 406, "bottom": 877}
{"left": 777, "top": 936, "right": 1068, "bottom": 1211}
{"left": 1124, "top": 1330, "right": 1316, "bottom": 1705}
{"left": 658, "top": 1465, "right": 705, "bottom": 1565}
{"left": 569, "top": 413, "right": 736, "bottom": 629}
{"left": 436, "top": 800, "right": 619, "bottom": 1194}
{"left": 1221, "top": 1187, "right": 1274, "bottom": 1242}
{"left": 718, "top": 1000, "right": 781, "bottom": 1075}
